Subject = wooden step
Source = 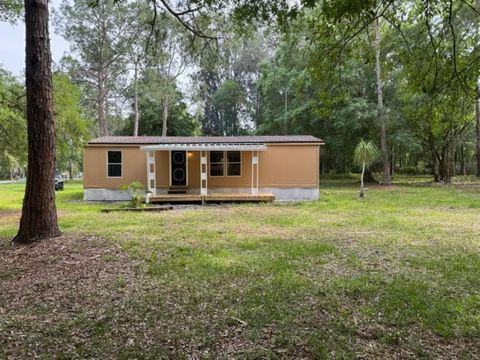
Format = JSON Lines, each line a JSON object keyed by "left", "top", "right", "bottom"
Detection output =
{"left": 168, "top": 187, "right": 188, "bottom": 194}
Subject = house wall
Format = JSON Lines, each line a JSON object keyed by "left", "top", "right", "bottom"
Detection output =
{"left": 83, "top": 145, "right": 148, "bottom": 189}
{"left": 83, "top": 143, "right": 320, "bottom": 200}
{"left": 258, "top": 145, "right": 319, "bottom": 188}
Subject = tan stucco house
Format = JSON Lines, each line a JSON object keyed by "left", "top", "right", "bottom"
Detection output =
{"left": 83, "top": 135, "right": 324, "bottom": 202}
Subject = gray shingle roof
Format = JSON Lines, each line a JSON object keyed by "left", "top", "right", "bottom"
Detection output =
{"left": 88, "top": 135, "right": 324, "bottom": 145}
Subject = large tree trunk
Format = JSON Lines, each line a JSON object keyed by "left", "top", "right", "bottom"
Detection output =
{"left": 374, "top": 18, "right": 392, "bottom": 185}
{"left": 162, "top": 95, "right": 169, "bottom": 137}
{"left": 13, "top": 0, "right": 61, "bottom": 244}
{"left": 476, "top": 82, "right": 480, "bottom": 176}
{"left": 438, "top": 146, "right": 452, "bottom": 184}
{"left": 133, "top": 62, "right": 140, "bottom": 137}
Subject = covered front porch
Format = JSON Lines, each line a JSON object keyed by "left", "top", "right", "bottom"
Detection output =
{"left": 140, "top": 142, "right": 275, "bottom": 203}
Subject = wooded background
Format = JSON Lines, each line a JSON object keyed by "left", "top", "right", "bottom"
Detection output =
{"left": 1, "top": 0, "right": 479, "bottom": 184}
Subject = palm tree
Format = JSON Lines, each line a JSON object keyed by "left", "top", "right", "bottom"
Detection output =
{"left": 354, "top": 140, "right": 379, "bottom": 198}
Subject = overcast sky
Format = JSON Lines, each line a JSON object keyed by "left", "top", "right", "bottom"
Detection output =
{"left": 0, "top": 0, "right": 69, "bottom": 77}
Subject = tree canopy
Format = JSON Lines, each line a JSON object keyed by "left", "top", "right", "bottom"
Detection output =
{"left": 1, "top": 0, "right": 480, "bottom": 184}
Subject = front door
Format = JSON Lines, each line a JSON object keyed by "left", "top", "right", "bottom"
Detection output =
{"left": 171, "top": 151, "right": 187, "bottom": 186}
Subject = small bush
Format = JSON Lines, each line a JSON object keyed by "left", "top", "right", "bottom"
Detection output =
{"left": 120, "top": 182, "right": 145, "bottom": 208}
{"left": 396, "top": 161, "right": 428, "bottom": 176}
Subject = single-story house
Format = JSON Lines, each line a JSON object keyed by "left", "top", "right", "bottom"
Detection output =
{"left": 83, "top": 135, "right": 324, "bottom": 202}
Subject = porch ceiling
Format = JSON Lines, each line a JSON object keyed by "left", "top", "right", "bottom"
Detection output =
{"left": 140, "top": 143, "right": 267, "bottom": 151}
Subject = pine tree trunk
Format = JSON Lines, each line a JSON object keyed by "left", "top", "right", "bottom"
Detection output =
{"left": 69, "top": 159, "right": 73, "bottom": 180}
{"left": 374, "top": 18, "right": 391, "bottom": 185}
{"left": 133, "top": 62, "right": 140, "bottom": 137}
{"left": 13, "top": 0, "right": 61, "bottom": 244}
{"left": 476, "top": 82, "right": 480, "bottom": 176}
{"left": 162, "top": 95, "right": 169, "bottom": 137}
{"left": 97, "top": 69, "right": 108, "bottom": 136}
{"left": 96, "top": 1, "right": 109, "bottom": 137}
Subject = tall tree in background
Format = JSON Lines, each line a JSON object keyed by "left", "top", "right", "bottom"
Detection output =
{"left": 53, "top": 72, "right": 92, "bottom": 179}
{"left": 373, "top": 18, "right": 391, "bottom": 185}
{"left": 143, "top": 14, "right": 190, "bottom": 137}
{"left": 476, "top": 0, "right": 480, "bottom": 176}
{"left": 193, "top": 24, "right": 271, "bottom": 135}
{"left": 57, "top": 0, "right": 131, "bottom": 136}
{"left": 13, "top": 0, "right": 61, "bottom": 243}
{"left": 0, "top": 67, "right": 27, "bottom": 179}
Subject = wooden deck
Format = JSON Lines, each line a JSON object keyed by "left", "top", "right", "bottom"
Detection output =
{"left": 149, "top": 192, "right": 275, "bottom": 203}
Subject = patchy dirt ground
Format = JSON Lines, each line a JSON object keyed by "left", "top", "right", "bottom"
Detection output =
{"left": 0, "top": 235, "right": 159, "bottom": 359}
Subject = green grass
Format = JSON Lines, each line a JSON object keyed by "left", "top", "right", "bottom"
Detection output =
{"left": 1, "top": 176, "right": 480, "bottom": 358}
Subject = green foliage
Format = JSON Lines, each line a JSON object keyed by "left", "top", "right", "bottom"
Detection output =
{"left": 0, "top": 0, "right": 22, "bottom": 23}
{"left": 56, "top": 0, "right": 132, "bottom": 135}
{"left": 0, "top": 68, "right": 91, "bottom": 180}
{"left": 119, "top": 182, "right": 145, "bottom": 208}
{"left": 120, "top": 91, "right": 200, "bottom": 136}
{"left": 192, "top": 22, "right": 270, "bottom": 135}
{"left": 354, "top": 140, "right": 379, "bottom": 167}
{"left": 212, "top": 79, "right": 244, "bottom": 135}
{"left": 0, "top": 67, "right": 26, "bottom": 179}
{"left": 53, "top": 72, "right": 92, "bottom": 178}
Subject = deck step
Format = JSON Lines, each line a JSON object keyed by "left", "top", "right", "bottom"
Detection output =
{"left": 168, "top": 187, "right": 188, "bottom": 194}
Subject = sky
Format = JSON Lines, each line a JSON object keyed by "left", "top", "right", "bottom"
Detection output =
{"left": 0, "top": 0, "right": 70, "bottom": 77}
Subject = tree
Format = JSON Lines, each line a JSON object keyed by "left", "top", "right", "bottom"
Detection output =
{"left": 354, "top": 140, "right": 379, "bottom": 198}
{"left": 192, "top": 21, "right": 272, "bottom": 135}
{"left": 121, "top": 87, "right": 200, "bottom": 137}
{"left": 0, "top": 67, "right": 27, "bottom": 179}
{"left": 394, "top": 0, "right": 478, "bottom": 183}
{"left": 56, "top": 0, "right": 131, "bottom": 136}
{"left": 13, "top": 0, "right": 61, "bottom": 243}
{"left": 144, "top": 13, "right": 191, "bottom": 136}
{"left": 373, "top": 18, "right": 391, "bottom": 185}
{"left": 213, "top": 79, "right": 244, "bottom": 135}
{"left": 0, "top": 0, "right": 22, "bottom": 23}
{"left": 53, "top": 72, "right": 92, "bottom": 179}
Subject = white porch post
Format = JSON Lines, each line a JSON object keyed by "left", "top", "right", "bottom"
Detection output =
{"left": 251, "top": 150, "right": 259, "bottom": 195}
{"left": 146, "top": 151, "right": 156, "bottom": 196}
{"left": 200, "top": 150, "right": 208, "bottom": 197}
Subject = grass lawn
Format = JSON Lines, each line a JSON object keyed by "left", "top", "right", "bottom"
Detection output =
{"left": 1, "top": 177, "right": 480, "bottom": 359}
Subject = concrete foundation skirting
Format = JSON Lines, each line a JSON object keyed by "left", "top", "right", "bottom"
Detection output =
{"left": 83, "top": 189, "right": 133, "bottom": 201}
{"left": 265, "top": 187, "right": 319, "bottom": 201}
{"left": 84, "top": 187, "right": 319, "bottom": 201}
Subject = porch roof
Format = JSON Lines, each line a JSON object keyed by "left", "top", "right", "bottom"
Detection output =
{"left": 140, "top": 143, "right": 267, "bottom": 151}
{"left": 88, "top": 135, "right": 324, "bottom": 145}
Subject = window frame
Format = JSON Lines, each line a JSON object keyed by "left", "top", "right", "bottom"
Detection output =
{"left": 209, "top": 150, "right": 225, "bottom": 177}
{"left": 208, "top": 150, "right": 242, "bottom": 177}
{"left": 106, "top": 150, "right": 123, "bottom": 178}
{"left": 226, "top": 151, "right": 242, "bottom": 177}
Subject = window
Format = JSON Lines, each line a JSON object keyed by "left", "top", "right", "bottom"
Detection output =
{"left": 107, "top": 150, "right": 122, "bottom": 177}
{"left": 210, "top": 151, "right": 224, "bottom": 176}
{"left": 227, "top": 151, "right": 241, "bottom": 176}
{"left": 209, "top": 151, "right": 241, "bottom": 177}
